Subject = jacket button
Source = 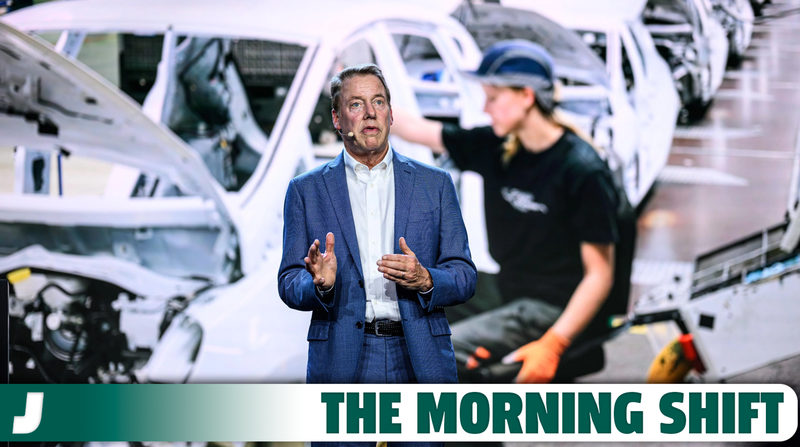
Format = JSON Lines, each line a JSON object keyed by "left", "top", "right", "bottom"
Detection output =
{"left": 356, "top": 321, "right": 363, "bottom": 329}
{"left": 358, "top": 280, "right": 364, "bottom": 288}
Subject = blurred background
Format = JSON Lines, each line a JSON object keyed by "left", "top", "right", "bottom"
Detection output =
{"left": 1, "top": 0, "right": 799, "bottom": 445}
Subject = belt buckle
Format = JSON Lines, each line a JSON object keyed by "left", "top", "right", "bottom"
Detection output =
{"left": 374, "top": 321, "right": 387, "bottom": 337}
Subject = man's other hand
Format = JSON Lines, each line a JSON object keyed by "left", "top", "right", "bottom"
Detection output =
{"left": 305, "top": 232, "right": 337, "bottom": 291}
{"left": 378, "top": 237, "right": 433, "bottom": 292}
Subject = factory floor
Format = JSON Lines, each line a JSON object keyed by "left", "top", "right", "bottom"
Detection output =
{"left": 581, "top": 0, "right": 800, "bottom": 386}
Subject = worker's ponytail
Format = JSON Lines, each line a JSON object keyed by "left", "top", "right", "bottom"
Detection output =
{"left": 502, "top": 133, "right": 521, "bottom": 166}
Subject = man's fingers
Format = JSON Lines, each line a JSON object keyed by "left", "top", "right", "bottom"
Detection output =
{"left": 308, "top": 240, "right": 320, "bottom": 259}
{"left": 381, "top": 266, "right": 406, "bottom": 280}
{"left": 377, "top": 260, "right": 408, "bottom": 271}
{"left": 306, "top": 256, "right": 321, "bottom": 276}
{"left": 313, "top": 277, "right": 328, "bottom": 288}
{"left": 399, "top": 237, "right": 415, "bottom": 256}
{"left": 325, "top": 232, "right": 335, "bottom": 255}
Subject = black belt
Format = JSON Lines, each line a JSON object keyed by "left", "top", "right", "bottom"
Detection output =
{"left": 365, "top": 320, "right": 404, "bottom": 336}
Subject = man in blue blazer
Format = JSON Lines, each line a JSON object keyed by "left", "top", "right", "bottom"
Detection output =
{"left": 278, "top": 64, "right": 477, "bottom": 386}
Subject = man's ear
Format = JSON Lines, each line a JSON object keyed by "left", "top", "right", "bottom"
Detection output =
{"left": 331, "top": 109, "right": 340, "bottom": 130}
{"left": 389, "top": 108, "right": 394, "bottom": 125}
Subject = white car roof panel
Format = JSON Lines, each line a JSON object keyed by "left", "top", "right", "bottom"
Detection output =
{"left": 502, "top": 0, "right": 647, "bottom": 29}
{"left": 2, "top": 0, "right": 458, "bottom": 46}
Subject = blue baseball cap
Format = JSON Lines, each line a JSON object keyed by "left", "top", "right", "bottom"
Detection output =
{"left": 462, "top": 39, "right": 557, "bottom": 110}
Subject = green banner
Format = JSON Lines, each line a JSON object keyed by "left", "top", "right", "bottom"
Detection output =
{"left": 0, "top": 384, "right": 796, "bottom": 442}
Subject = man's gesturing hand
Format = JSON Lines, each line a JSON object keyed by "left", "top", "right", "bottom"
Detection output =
{"left": 305, "top": 232, "right": 337, "bottom": 291}
{"left": 378, "top": 237, "right": 433, "bottom": 292}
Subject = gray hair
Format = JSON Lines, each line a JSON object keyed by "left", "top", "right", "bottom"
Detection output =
{"left": 330, "top": 63, "right": 392, "bottom": 114}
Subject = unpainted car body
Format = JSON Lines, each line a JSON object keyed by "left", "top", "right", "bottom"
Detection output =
{"left": 426, "top": 1, "right": 635, "bottom": 274}
{"left": 749, "top": 0, "right": 768, "bottom": 16}
{"left": 644, "top": 0, "right": 729, "bottom": 121}
{"left": 690, "top": 0, "right": 730, "bottom": 108}
{"left": 450, "top": 2, "right": 633, "bottom": 179}
{"left": 1, "top": 0, "right": 680, "bottom": 384}
{"left": 503, "top": 0, "right": 681, "bottom": 208}
{"left": 0, "top": 0, "right": 487, "bottom": 383}
{"left": 705, "top": 0, "right": 754, "bottom": 64}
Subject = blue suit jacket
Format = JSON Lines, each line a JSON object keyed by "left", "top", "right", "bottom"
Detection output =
{"left": 278, "top": 149, "right": 477, "bottom": 383}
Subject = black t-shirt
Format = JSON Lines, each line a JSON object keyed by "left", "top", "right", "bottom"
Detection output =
{"left": 441, "top": 123, "right": 618, "bottom": 308}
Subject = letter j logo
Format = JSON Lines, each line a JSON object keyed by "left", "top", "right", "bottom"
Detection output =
{"left": 13, "top": 392, "right": 44, "bottom": 434}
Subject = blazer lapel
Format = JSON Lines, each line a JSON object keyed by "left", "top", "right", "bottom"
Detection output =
{"left": 323, "top": 154, "right": 364, "bottom": 280}
{"left": 393, "top": 150, "right": 415, "bottom": 254}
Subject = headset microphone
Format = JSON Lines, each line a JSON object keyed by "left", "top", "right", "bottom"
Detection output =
{"left": 336, "top": 127, "right": 355, "bottom": 138}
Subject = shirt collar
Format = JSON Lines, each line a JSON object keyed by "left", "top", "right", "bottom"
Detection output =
{"left": 343, "top": 145, "right": 393, "bottom": 174}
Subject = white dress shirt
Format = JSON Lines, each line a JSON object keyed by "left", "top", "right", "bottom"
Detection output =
{"left": 343, "top": 147, "right": 401, "bottom": 322}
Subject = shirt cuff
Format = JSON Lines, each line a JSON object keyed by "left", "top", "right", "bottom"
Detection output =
{"left": 316, "top": 285, "right": 334, "bottom": 297}
{"left": 419, "top": 285, "right": 434, "bottom": 295}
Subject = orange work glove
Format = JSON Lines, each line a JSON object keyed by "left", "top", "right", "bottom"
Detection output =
{"left": 505, "top": 329, "right": 571, "bottom": 384}
{"left": 465, "top": 346, "right": 492, "bottom": 370}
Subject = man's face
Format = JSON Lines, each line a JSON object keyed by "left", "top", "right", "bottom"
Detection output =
{"left": 333, "top": 74, "right": 393, "bottom": 155}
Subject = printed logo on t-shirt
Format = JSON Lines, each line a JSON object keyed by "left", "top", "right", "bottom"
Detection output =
{"left": 501, "top": 187, "right": 549, "bottom": 214}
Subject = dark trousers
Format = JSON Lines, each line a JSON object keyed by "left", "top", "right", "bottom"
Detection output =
{"left": 450, "top": 297, "right": 563, "bottom": 383}
{"left": 312, "top": 333, "right": 443, "bottom": 447}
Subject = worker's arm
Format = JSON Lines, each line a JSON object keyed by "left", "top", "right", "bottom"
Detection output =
{"left": 551, "top": 242, "right": 615, "bottom": 340}
{"left": 510, "top": 242, "right": 614, "bottom": 383}
{"left": 391, "top": 108, "right": 446, "bottom": 154}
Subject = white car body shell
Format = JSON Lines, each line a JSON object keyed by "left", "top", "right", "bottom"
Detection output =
{"left": 503, "top": 0, "right": 680, "bottom": 206}
{"left": 692, "top": 0, "right": 730, "bottom": 98}
{"left": 1, "top": 0, "right": 678, "bottom": 383}
{"left": 0, "top": 0, "right": 488, "bottom": 382}
{"left": 704, "top": 0, "right": 754, "bottom": 59}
